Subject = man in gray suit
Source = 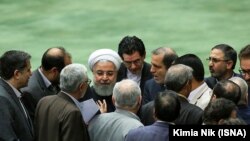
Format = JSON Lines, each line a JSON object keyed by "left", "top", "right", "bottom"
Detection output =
{"left": 35, "top": 63, "right": 90, "bottom": 141}
{"left": 88, "top": 79, "right": 143, "bottom": 141}
{"left": 21, "top": 47, "right": 70, "bottom": 122}
{"left": 0, "top": 50, "right": 34, "bottom": 141}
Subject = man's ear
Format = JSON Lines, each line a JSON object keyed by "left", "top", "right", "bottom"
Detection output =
{"left": 79, "top": 82, "right": 85, "bottom": 91}
{"left": 137, "top": 96, "right": 142, "bottom": 107}
{"left": 13, "top": 70, "right": 20, "bottom": 80}
{"left": 112, "top": 96, "right": 116, "bottom": 105}
{"left": 226, "top": 60, "right": 233, "bottom": 69}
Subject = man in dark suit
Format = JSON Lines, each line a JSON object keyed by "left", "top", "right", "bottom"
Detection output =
{"left": 205, "top": 44, "right": 240, "bottom": 89}
{"left": 117, "top": 36, "right": 152, "bottom": 95}
{"left": 126, "top": 90, "right": 180, "bottom": 141}
{"left": 141, "top": 64, "right": 203, "bottom": 125}
{"left": 35, "top": 63, "right": 90, "bottom": 141}
{"left": 0, "top": 50, "right": 34, "bottom": 141}
{"left": 21, "top": 47, "right": 70, "bottom": 122}
{"left": 143, "top": 47, "right": 178, "bottom": 104}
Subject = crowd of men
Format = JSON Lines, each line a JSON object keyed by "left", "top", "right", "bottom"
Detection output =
{"left": 0, "top": 36, "right": 250, "bottom": 141}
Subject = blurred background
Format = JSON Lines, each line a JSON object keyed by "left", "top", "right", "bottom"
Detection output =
{"left": 1, "top": 0, "right": 250, "bottom": 77}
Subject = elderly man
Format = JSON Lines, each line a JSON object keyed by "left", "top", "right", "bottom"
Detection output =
{"left": 88, "top": 79, "right": 143, "bottom": 141}
{"left": 35, "top": 64, "right": 90, "bottom": 141}
{"left": 229, "top": 77, "right": 250, "bottom": 124}
{"left": 81, "top": 49, "right": 122, "bottom": 112}
{"left": 173, "top": 54, "right": 212, "bottom": 110}
{"left": 126, "top": 90, "right": 180, "bottom": 141}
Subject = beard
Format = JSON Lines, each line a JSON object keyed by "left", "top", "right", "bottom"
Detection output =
{"left": 93, "top": 82, "right": 115, "bottom": 96}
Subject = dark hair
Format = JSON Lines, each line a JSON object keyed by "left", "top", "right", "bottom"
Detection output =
{"left": 213, "top": 80, "right": 241, "bottom": 104}
{"left": 203, "top": 98, "right": 237, "bottom": 125}
{"left": 0, "top": 50, "right": 31, "bottom": 80}
{"left": 154, "top": 90, "right": 181, "bottom": 122}
{"left": 212, "top": 44, "right": 237, "bottom": 69}
{"left": 41, "top": 47, "right": 66, "bottom": 72}
{"left": 118, "top": 36, "right": 146, "bottom": 59}
{"left": 173, "top": 54, "right": 204, "bottom": 81}
{"left": 239, "top": 44, "right": 250, "bottom": 59}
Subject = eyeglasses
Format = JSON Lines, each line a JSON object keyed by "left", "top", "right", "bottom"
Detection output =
{"left": 239, "top": 69, "right": 250, "bottom": 76}
{"left": 123, "top": 59, "right": 142, "bottom": 67}
{"left": 85, "top": 79, "right": 92, "bottom": 85}
{"left": 206, "top": 57, "right": 229, "bottom": 63}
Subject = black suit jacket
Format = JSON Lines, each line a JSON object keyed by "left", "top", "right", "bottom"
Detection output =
{"left": 143, "top": 78, "right": 165, "bottom": 105}
{"left": 21, "top": 69, "right": 58, "bottom": 122}
{"left": 80, "top": 86, "right": 115, "bottom": 113}
{"left": 174, "top": 95, "right": 203, "bottom": 125}
{"left": 205, "top": 72, "right": 241, "bottom": 89}
{"left": 140, "top": 101, "right": 155, "bottom": 125}
{"left": 0, "top": 78, "right": 34, "bottom": 141}
{"left": 117, "top": 62, "right": 152, "bottom": 95}
{"left": 35, "top": 92, "right": 89, "bottom": 141}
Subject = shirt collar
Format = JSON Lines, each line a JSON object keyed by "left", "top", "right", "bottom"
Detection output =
{"left": 38, "top": 68, "right": 52, "bottom": 88}
{"left": 5, "top": 80, "right": 22, "bottom": 98}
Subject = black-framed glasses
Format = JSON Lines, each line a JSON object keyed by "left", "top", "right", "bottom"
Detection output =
{"left": 206, "top": 57, "right": 229, "bottom": 63}
{"left": 123, "top": 59, "right": 142, "bottom": 67}
{"left": 85, "top": 79, "right": 92, "bottom": 85}
{"left": 239, "top": 69, "right": 250, "bottom": 76}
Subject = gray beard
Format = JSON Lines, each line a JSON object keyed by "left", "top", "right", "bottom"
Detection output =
{"left": 93, "top": 83, "right": 115, "bottom": 96}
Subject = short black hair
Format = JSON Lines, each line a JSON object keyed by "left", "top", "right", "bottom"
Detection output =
{"left": 212, "top": 44, "right": 237, "bottom": 69}
{"left": 0, "top": 50, "right": 31, "bottom": 80}
{"left": 118, "top": 36, "right": 145, "bottom": 59}
{"left": 173, "top": 54, "right": 204, "bottom": 82}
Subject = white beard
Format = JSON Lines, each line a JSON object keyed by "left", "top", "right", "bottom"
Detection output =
{"left": 93, "top": 82, "right": 115, "bottom": 96}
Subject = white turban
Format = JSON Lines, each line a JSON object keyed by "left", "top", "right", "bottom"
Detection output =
{"left": 88, "top": 49, "right": 122, "bottom": 71}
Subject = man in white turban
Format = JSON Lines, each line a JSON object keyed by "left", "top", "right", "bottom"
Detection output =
{"left": 81, "top": 49, "right": 122, "bottom": 112}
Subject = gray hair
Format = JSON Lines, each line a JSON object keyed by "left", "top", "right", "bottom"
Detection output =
{"left": 60, "top": 63, "right": 88, "bottom": 93}
{"left": 229, "top": 77, "right": 248, "bottom": 106}
{"left": 152, "top": 47, "right": 178, "bottom": 69}
{"left": 165, "top": 64, "right": 193, "bottom": 92}
{"left": 113, "top": 79, "right": 141, "bottom": 109}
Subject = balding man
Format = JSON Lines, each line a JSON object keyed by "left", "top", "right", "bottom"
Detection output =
{"left": 229, "top": 77, "right": 250, "bottom": 124}
{"left": 165, "top": 64, "right": 203, "bottom": 125}
{"left": 143, "top": 47, "right": 178, "bottom": 104}
{"left": 88, "top": 79, "right": 143, "bottom": 141}
{"left": 21, "top": 47, "right": 71, "bottom": 122}
{"left": 35, "top": 64, "right": 90, "bottom": 141}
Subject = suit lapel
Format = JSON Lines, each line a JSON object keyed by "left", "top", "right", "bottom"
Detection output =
{"left": 0, "top": 79, "right": 34, "bottom": 136}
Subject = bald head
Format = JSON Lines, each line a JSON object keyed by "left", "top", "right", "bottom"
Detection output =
{"left": 41, "top": 47, "right": 66, "bottom": 72}
{"left": 229, "top": 77, "right": 248, "bottom": 106}
{"left": 213, "top": 80, "right": 241, "bottom": 104}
